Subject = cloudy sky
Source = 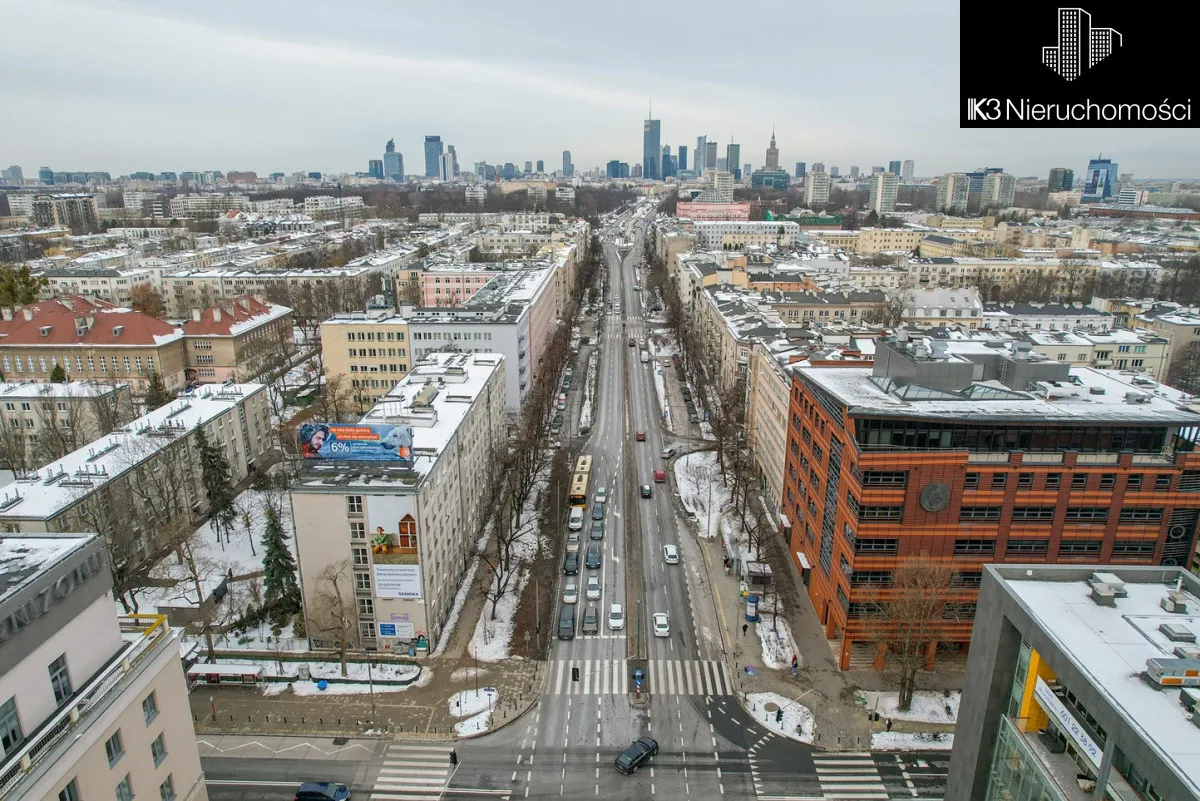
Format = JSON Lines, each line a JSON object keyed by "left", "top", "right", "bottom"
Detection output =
{"left": 1, "top": 0, "right": 1194, "bottom": 179}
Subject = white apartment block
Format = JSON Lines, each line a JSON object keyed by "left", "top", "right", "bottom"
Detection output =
{"left": 0, "top": 381, "right": 135, "bottom": 470}
{"left": 290, "top": 352, "right": 507, "bottom": 653}
{"left": 691, "top": 221, "right": 802, "bottom": 250}
{"left": 868, "top": 172, "right": 898, "bottom": 214}
{"left": 981, "top": 302, "right": 1115, "bottom": 333}
{"left": 0, "top": 534, "right": 207, "bottom": 801}
{"left": 902, "top": 286, "right": 984, "bottom": 327}
{"left": 980, "top": 172, "right": 1016, "bottom": 209}
{"left": 464, "top": 185, "right": 487, "bottom": 205}
{"left": 804, "top": 171, "right": 830, "bottom": 208}
{"left": 37, "top": 268, "right": 158, "bottom": 307}
{"left": 167, "top": 195, "right": 251, "bottom": 219}
{"left": 303, "top": 195, "right": 366, "bottom": 215}
{"left": 936, "top": 173, "right": 970, "bottom": 213}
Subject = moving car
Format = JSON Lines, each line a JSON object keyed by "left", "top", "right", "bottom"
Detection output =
{"left": 635, "top": 431, "right": 646, "bottom": 441}
{"left": 567, "top": 529, "right": 581, "bottom": 552}
{"left": 654, "top": 469, "right": 666, "bottom": 483}
{"left": 608, "top": 603, "right": 624, "bottom": 630}
{"left": 563, "top": 583, "right": 579, "bottom": 604}
{"left": 586, "top": 542, "right": 602, "bottom": 569}
{"left": 590, "top": 519, "right": 604, "bottom": 540}
{"left": 629, "top": 337, "right": 636, "bottom": 347}
{"left": 662, "top": 544, "right": 679, "bottom": 564}
{"left": 582, "top": 604, "right": 600, "bottom": 635}
{"left": 652, "top": 612, "right": 670, "bottom": 637}
{"left": 591, "top": 503, "right": 605, "bottom": 521}
{"left": 594, "top": 487, "right": 608, "bottom": 504}
{"left": 640, "top": 484, "right": 652, "bottom": 498}
{"left": 661, "top": 446, "right": 676, "bottom": 459}
{"left": 295, "top": 782, "right": 351, "bottom": 801}
{"left": 557, "top": 603, "right": 576, "bottom": 640}
{"left": 568, "top": 507, "right": 584, "bottom": 530}
{"left": 563, "top": 551, "right": 579, "bottom": 575}
{"left": 615, "top": 737, "right": 658, "bottom": 775}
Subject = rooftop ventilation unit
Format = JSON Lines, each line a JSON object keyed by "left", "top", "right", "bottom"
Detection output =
{"left": 1159, "top": 622, "right": 1196, "bottom": 643}
{"left": 1174, "top": 645, "right": 1200, "bottom": 660}
{"left": 1144, "top": 657, "right": 1200, "bottom": 688}
{"left": 1090, "top": 584, "right": 1118, "bottom": 607}
{"left": 1089, "top": 572, "right": 1128, "bottom": 597}
{"left": 1161, "top": 590, "right": 1190, "bottom": 614}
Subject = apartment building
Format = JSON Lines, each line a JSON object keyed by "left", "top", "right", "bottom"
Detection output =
{"left": 907, "top": 256, "right": 1101, "bottom": 295}
{"left": 1140, "top": 308, "right": 1200, "bottom": 373}
{"left": 902, "top": 287, "right": 983, "bottom": 327}
{"left": 949, "top": 565, "right": 1200, "bottom": 801}
{"left": 747, "top": 340, "right": 801, "bottom": 519}
{"left": 0, "top": 534, "right": 207, "bottom": 801}
{"left": 320, "top": 311, "right": 412, "bottom": 406}
{"left": 981, "top": 302, "right": 1115, "bottom": 333}
{"left": 180, "top": 296, "right": 293, "bottom": 384}
{"left": 691, "top": 221, "right": 802, "bottom": 250}
{"left": 0, "top": 383, "right": 270, "bottom": 537}
{"left": 0, "top": 381, "right": 135, "bottom": 471}
{"left": 160, "top": 261, "right": 386, "bottom": 318}
{"left": 695, "top": 287, "right": 788, "bottom": 389}
{"left": 290, "top": 353, "right": 506, "bottom": 653}
{"left": 675, "top": 201, "right": 752, "bottom": 221}
{"left": 868, "top": 172, "right": 898, "bottom": 214}
{"left": 805, "top": 171, "right": 831, "bottom": 208}
{"left": 783, "top": 336, "right": 1200, "bottom": 670}
{"left": 759, "top": 289, "right": 887, "bottom": 327}
{"left": 167, "top": 195, "right": 251, "bottom": 219}
{"left": 29, "top": 194, "right": 99, "bottom": 231}
{"left": 37, "top": 267, "right": 157, "bottom": 307}
{"left": 422, "top": 265, "right": 501, "bottom": 306}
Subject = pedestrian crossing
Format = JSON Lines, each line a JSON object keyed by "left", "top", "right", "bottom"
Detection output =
{"left": 813, "top": 752, "right": 888, "bottom": 800}
{"left": 370, "top": 742, "right": 454, "bottom": 800}
{"left": 546, "top": 659, "right": 732, "bottom": 696}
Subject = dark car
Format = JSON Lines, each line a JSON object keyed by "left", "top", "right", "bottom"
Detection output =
{"left": 557, "top": 603, "right": 576, "bottom": 640}
{"left": 591, "top": 503, "right": 605, "bottom": 521}
{"left": 586, "top": 542, "right": 602, "bottom": 569}
{"left": 295, "top": 782, "right": 351, "bottom": 801}
{"left": 590, "top": 519, "right": 605, "bottom": 540}
{"left": 640, "top": 484, "right": 652, "bottom": 498}
{"left": 582, "top": 604, "right": 600, "bottom": 635}
{"left": 563, "top": 551, "right": 579, "bottom": 575}
{"left": 615, "top": 737, "right": 658, "bottom": 774}
{"left": 682, "top": 387, "right": 692, "bottom": 400}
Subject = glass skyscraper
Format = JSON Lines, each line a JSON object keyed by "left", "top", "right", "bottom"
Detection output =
{"left": 643, "top": 118, "right": 661, "bottom": 181}
{"left": 1084, "top": 157, "right": 1117, "bottom": 198}
{"left": 423, "top": 136, "right": 443, "bottom": 178}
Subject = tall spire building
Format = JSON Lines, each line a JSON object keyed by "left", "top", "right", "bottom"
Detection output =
{"left": 643, "top": 105, "right": 662, "bottom": 181}
{"left": 765, "top": 129, "right": 780, "bottom": 170}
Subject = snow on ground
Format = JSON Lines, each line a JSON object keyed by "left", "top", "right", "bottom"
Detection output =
{"left": 448, "top": 688, "right": 499, "bottom": 718}
{"left": 871, "top": 732, "right": 954, "bottom": 751}
{"left": 451, "top": 666, "right": 487, "bottom": 682}
{"left": 755, "top": 617, "right": 798, "bottom": 672}
{"left": 579, "top": 352, "right": 596, "bottom": 432}
{"left": 454, "top": 710, "right": 492, "bottom": 736}
{"left": 699, "top": 420, "right": 714, "bottom": 440}
{"left": 673, "top": 451, "right": 728, "bottom": 540}
{"left": 858, "top": 690, "right": 961, "bottom": 724}
{"left": 652, "top": 362, "right": 671, "bottom": 430}
{"left": 220, "top": 657, "right": 420, "bottom": 683}
{"left": 189, "top": 620, "right": 306, "bottom": 653}
{"left": 649, "top": 335, "right": 680, "bottom": 359}
{"left": 746, "top": 692, "right": 815, "bottom": 743}
{"left": 430, "top": 523, "right": 492, "bottom": 658}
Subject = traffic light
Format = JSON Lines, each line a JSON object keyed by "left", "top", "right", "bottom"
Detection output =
{"left": 449, "top": 750, "right": 458, "bottom": 765}
{"left": 572, "top": 667, "right": 580, "bottom": 682}
{"left": 776, "top": 709, "right": 784, "bottom": 723}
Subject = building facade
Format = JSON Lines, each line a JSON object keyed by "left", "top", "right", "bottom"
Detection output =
{"left": 868, "top": 172, "right": 899, "bottom": 215}
{"left": 0, "top": 381, "right": 135, "bottom": 472}
{"left": 805, "top": 171, "right": 831, "bottom": 208}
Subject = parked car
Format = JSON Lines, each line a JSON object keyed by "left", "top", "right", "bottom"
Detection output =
{"left": 688, "top": 411, "right": 700, "bottom": 423}
{"left": 662, "top": 446, "right": 677, "bottom": 459}
{"left": 582, "top": 604, "right": 599, "bottom": 635}
{"left": 614, "top": 737, "right": 658, "bottom": 775}
{"left": 640, "top": 484, "right": 652, "bottom": 498}
{"left": 586, "top": 542, "right": 602, "bottom": 569}
{"left": 586, "top": 575, "right": 601, "bottom": 600}
{"left": 682, "top": 387, "right": 692, "bottom": 400}
{"left": 563, "top": 583, "right": 579, "bottom": 604}
{"left": 295, "top": 783, "right": 351, "bottom": 801}
{"left": 556, "top": 394, "right": 567, "bottom": 410}
{"left": 662, "top": 544, "right": 679, "bottom": 564}
{"left": 563, "top": 551, "right": 579, "bottom": 575}
{"left": 652, "top": 613, "right": 670, "bottom": 637}
{"left": 654, "top": 469, "right": 666, "bottom": 483}
{"left": 608, "top": 603, "right": 625, "bottom": 630}
{"left": 635, "top": 431, "right": 646, "bottom": 441}
{"left": 590, "top": 519, "right": 605, "bottom": 540}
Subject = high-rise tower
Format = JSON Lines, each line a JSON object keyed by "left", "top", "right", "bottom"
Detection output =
{"left": 643, "top": 107, "right": 661, "bottom": 181}
{"left": 765, "top": 129, "right": 779, "bottom": 171}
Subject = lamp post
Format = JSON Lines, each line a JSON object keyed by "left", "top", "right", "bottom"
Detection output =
{"left": 367, "top": 651, "right": 376, "bottom": 720}
{"left": 635, "top": 599, "right": 642, "bottom": 660}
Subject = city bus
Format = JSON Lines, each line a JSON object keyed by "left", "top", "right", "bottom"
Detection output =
{"left": 568, "top": 455, "right": 593, "bottom": 507}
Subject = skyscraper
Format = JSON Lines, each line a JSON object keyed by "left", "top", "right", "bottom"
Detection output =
{"left": 447, "top": 145, "right": 458, "bottom": 177}
{"left": 805, "top": 170, "right": 831, "bottom": 208}
{"left": 830, "top": 166, "right": 840, "bottom": 179}
{"left": 812, "top": 162, "right": 825, "bottom": 174}
{"left": 1084, "top": 156, "right": 1117, "bottom": 198}
{"left": 980, "top": 172, "right": 1016, "bottom": 209}
{"left": 2, "top": 165, "right": 23, "bottom": 185}
{"left": 726, "top": 143, "right": 741, "bottom": 181}
{"left": 901, "top": 160, "right": 914, "bottom": 180}
{"left": 696, "top": 136, "right": 707, "bottom": 173}
{"left": 562, "top": 150, "right": 573, "bottom": 177}
{"left": 678, "top": 145, "right": 688, "bottom": 172}
{"left": 795, "top": 162, "right": 806, "bottom": 179}
{"left": 888, "top": 160, "right": 902, "bottom": 175}
{"left": 849, "top": 166, "right": 860, "bottom": 180}
{"left": 642, "top": 115, "right": 661, "bottom": 181}
{"left": 536, "top": 160, "right": 544, "bottom": 173}
{"left": 869, "top": 171, "right": 899, "bottom": 214}
{"left": 383, "top": 139, "right": 404, "bottom": 180}
{"left": 423, "top": 136, "right": 443, "bottom": 178}
{"left": 440, "top": 153, "right": 454, "bottom": 181}
{"left": 705, "top": 141, "right": 718, "bottom": 171}
{"left": 368, "top": 160, "right": 384, "bottom": 179}
{"left": 765, "top": 129, "right": 779, "bottom": 171}
{"left": 524, "top": 161, "right": 533, "bottom": 175}
{"left": 1048, "top": 167, "right": 1074, "bottom": 192}
{"left": 936, "top": 173, "right": 971, "bottom": 214}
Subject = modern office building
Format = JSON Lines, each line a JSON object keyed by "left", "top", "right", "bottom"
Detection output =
{"left": 2, "top": 165, "right": 24, "bottom": 185}
{"left": 765, "top": 130, "right": 780, "bottom": 171}
{"left": 947, "top": 565, "right": 1200, "bottom": 801}
{"left": 383, "top": 139, "right": 404, "bottom": 180}
{"left": 750, "top": 170, "right": 791, "bottom": 190}
{"left": 536, "top": 160, "right": 544, "bottom": 173}
{"left": 0, "top": 534, "right": 208, "bottom": 801}
{"left": 1048, "top": 167, "right": 1074, "bottom": 193}
{"left": 804, "top": 169, "right": 831, "bottom": 208}
{"left": 981, "top": 171, "right": 1017, "bottom": 210}
{"left": 901, "top": 160, "right": 914, "bottom": 180}
{"left": 368, "top": 160, "right": 384, "bottom": 180}
{"left": 643, "top": 117, "right": 661, "bottom": 181}
{"left": 795, "top": 162, "right": 806, "bottom": 179}
{"left": 562, "top": 151, "right": 573, "bottom": 177}
{"left": 868, "top": 171, "right": 899, "bottom": 214}
{"left": 606, "top": 161, "right": 630, "bottom": 179}
{"left": 783, "top": 335, "right": 1200, "bottom": 670}
{"left": 1085, "top": 157, "right": 1119, "bottom": 200}
{"left": 888, "top": 160, "right": 902, "bottom": 175}
{"left": 678, "top": 145, "right": 688, "bottom": 172}
{"left": 705, "top": 142, "right": 718, "bottom": 171}
{"left": 726, "top": 143, "right": 741, "bottom": 181}
{"left": 849, "top": 166, "right": 860, "bottom": 180}
{"left": 936, "top": 173, "right": 971, "bottom": 214}
{"left": 423, "top": 136, "right": 443, "bottom": 178}
{"left": 696, "top": 136, "right": 708, "bottom": 172}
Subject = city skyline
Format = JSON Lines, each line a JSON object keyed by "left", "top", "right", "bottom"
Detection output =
{"left": 0, "top": 0, "right": 1196, "bottom": 178}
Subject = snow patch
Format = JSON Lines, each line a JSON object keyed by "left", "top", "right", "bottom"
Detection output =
{"left": 454, "top": 709, "right": 491, "bottom": 736}
{"left": 219, "top": 657, "right": 419, "bottom": 683}
{"left": 448, "top": 688, "right": 498, "bottom": 718}
{"left": 755, "top": 617, "right": 798, "bottom": 672}
{"left": 858, "top": 690, "right": 961, "bottom": 724}
{"left": 673, "top": 451, "right": 726, "bottom": 541}
{"left": 871, "top": 731, "right": 954, "bottom": 751}
{"left": 745, "top": 692, "right": 816, "bottom": 743}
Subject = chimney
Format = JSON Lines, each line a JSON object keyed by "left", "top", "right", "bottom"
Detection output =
{"left": 192, "top": 309, "right": 202, "bottom": 323}
{"left": 237, "top": 297, "right": 250, "bottom": 311}
{"left": 21, "top": 308, "right": 32, "bottom": 322}
{"left": 0, "top": 308, "right": 10, "bottom": 322}
{"left": 213, "top": 308, "right": 222, "bottom": 323}
{"left": 85, "top": 316, "right": 94, "bottom": 330}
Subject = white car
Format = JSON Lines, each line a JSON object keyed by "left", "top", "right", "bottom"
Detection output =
{"left": 608, "top": 603, "right": 625, "bottom": 631}
{"left": 586, "top": 575, "right": 601, "bottom": 601}
{"left": 563, "top": 584, "right": 578, "bottom": 604}
{"left": 594, "top": 487, "right": 608, "bottom": 504}
{"left": 662, "top": 544, "right": 679, "bottom": 565}
{"left": 652, "top": 612, "right": 670, "bottom": 638}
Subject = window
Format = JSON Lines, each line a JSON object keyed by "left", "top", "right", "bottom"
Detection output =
{"left": 1045, "top": 472, "right": 1061, "bottom": 489}
{"left": 1127, "top": 473, "right": 1143, "bottom": 490}
{"left": 1119, "top": 507, "right": 1163, "bottom": 522}
{"left": 959, "top": 507, "right": 1001, "bottom": 521}
{"left": 1100, "top": 474, "right": 1116, "bottom": 489}
{"left": 142, "top": 692, "right": 159, "bottom": 725}
{"left": 951, "top": 571, "right": 983, "bottom": 588}
{"left": 861, "top": 471, "right": 907, "bottom": 486}
{"left": 151, "top": 732, "right": 168, "bottom": 766}
{"left": 159, "top": 775, "right": 176, "bottom": 801}
{"left": 860, "top": 506, "right": 903, "bottom": 521}
{"left": 943, "top": 602, "right": 977, "bottom": 620}
{"left": 854, "top": 538, "right": 898, "bottom": 553}
{"left": 105, "top": 730, "right": 125, "bottom": 767}
{"left": 1006, "top": 539, "right": 1049, "bottom": 554}
{"left": 964, "top": 472, "right": 979, "bottom": 489}
{"left": 349, "top": 522, "right": 366, "bottom": 540}
{"left": 1112, "top": 540, "right": 1156, "bottom": 556}
{"left": 58, "top": 779, "right": 81, "bottom": 801}
{"left": 357, "top": 598, "right": 374, "bottom": 616}
{"left": 116, "top": 777, "right": 134, "bottom": 801}
{"left": 1011, "top": 507, "right": 1055, "bottom": 521}
{"left": 1071, "top": 473, "right": 1088, "bottom": 489}
{"left": 1155, "top": 475, "right": 1172, "bottom": 491}
{"left": 352, "top": 547, "right": 369, "bottom": 566}
{"left": 1059, "top": 540, "right": 1102, "bottom": 555}
{"left": 991, "top": 473, "right": 1007, "bottom": 489}
{"left": 1017, "top": 472, "right": 1033, "bottom": 488}
{"left": 953, "top": 538, "right": 995, "bottom": 555}
{"left": 1065, "top": 507, "right": 1108, "bottom": 522}
{"left": 359, "top": 621, "right": 375, "bottom": 640}
{"left": 850, "top": 570, "right": 892, "bottom": 586}
{"left": 49, "top": 654, "right": 72, "bottom": 705}
{"left": 122, "top": 357, "right": 131, "bottom": 373}
{"left": 0, "top": 697, "right": 22, "bottom": 756}
{"left": 347, "top": 495, "right": 363, "bottom": 515}
{"left": 355, "top": 572, "right": 372, "bottom": 591}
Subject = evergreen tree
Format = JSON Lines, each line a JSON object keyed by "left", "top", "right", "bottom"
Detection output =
{"left": 195, "top": 426, "right": 236, "bottom": 540}
{"left": 144, "top": 370, "right": 172, "bottom": 410}
{"left": 49, "top": 364, "right": 67, "bottom": 383}
{"left": 261, "top": 504, "right": 300, "bottom": 618}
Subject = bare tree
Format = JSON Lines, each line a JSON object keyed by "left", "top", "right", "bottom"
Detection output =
{"left": 313, "top": 373, "right": 355, "bottom": 423}
{"left": 862, "top": 277, "right": 913, "bottom": 328}
{"left": 878, "top": 558, "right": 954, "bottom": 711}
{"left": 172, "top": 525, "right": 238, "bottom": 663}
{"left": 305, "top": 559, "right": 359, "bottom": 676}
{"left": 0, "top": 417, "right": 31, "bottom": 473}
{"left": 1057, "top": 258, "right": 1095, "bottom": 304}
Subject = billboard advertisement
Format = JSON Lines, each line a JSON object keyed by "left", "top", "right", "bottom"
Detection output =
{"left": 373, "top": 564, "right": 422, "bottom": 600}
{"left": 298, "top": 423, "right": 414, "bottom": 462}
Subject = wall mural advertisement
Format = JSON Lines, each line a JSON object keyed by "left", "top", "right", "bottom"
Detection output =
{"left": 373, "top": 564, "right": 423, "bottom": 600}
{"left": 298, "top": 423, "right": 414, "bottom": 462}
{"left": 366, "top": 495, "right": 422, "bottom": 601}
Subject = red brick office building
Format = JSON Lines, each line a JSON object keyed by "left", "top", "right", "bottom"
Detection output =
{"left": 783, "top": 335, "right": 1200, "bottom": 670}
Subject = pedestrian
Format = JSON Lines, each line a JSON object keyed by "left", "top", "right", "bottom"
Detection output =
{"left": 791, "top": 655, "right": 798, "bottom": 669}
{"left": 791, "top": 663, "right": 797, "bottom": 678}
{"left": 742, "top": 623, "right": 748, "bottom": 637}
{"left": 886, "top": 718, "right": 893, "bottom": 733}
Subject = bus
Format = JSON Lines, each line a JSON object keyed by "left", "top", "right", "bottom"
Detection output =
{"left": 568, "top": 455, "right": 593, "bottom": 507}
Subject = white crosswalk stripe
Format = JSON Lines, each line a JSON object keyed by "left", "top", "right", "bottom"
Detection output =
{"left": 370, "top": 743, "right": 455, "bottom": 800}
{"left": 813, "top": 752, "right": 888, "bottom": 800}
{"left": 546, "top": 659, "right": 732, "bottom": 695}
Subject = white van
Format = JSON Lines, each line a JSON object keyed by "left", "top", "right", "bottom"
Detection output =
{"left": 568, "top": 507, "right": 584, "bottom": 531}
{"left": 640, "top": 350, "right": 650, "bottom": 364}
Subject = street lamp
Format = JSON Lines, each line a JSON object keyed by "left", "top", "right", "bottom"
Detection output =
{"left": 635, "top": 599, "right": 642, "bottom": 660}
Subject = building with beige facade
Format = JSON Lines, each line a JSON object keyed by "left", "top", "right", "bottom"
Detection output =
{"left": 1139, "top": 307, "right": 1200, "bottom": 374}
{"left": 906, "top": 256, "right": 1101, "bottom": 296}
{"left": 290, "top": 352, "right": 506, "bottom": 653}
{"left": 0, "top": 381, "right": 136, "bottom": 472}
{"left": 37, "top": 267, "right": 157, "bottom": 307}
{"left": 746, "top": 340, "right": 796, "bottom": 519}
{"left": 902, "top": 286, "right": 983, "bottom": 327}
{"left": 180, "top": 296, "right": 293, "bottom": 384}
{"left": 0, "top": 534, "right": 206, "bottom": 801}
{"left": 320, "top": 311, "right": 413, "bottom": 407}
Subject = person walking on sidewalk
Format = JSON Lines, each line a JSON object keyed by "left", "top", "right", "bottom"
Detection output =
{"left": 742, "top": 623, "right": 748, "bottom": 636}
{"left": 885, "top": 718, "right": 893, "bottom": 733}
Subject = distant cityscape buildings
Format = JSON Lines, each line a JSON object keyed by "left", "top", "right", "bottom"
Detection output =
{"left": 764, "top": 130, "right": 779, "bottom": 171}
{"left": 888, "top": 160, "right": 902, "bottom": 175}
{"left": 1085, "top": 155, "right": 1119, "bottom": 199}
{"left": 1048, "top": 166, "right": 1075, "bottom": 192}
{"left": 678, "top": 145, "right": 688, "bottom": 172}
{"left": 383, "top": 138, "right": 404, "bottom": 180}
{"left": 726, "top": 143, "right": 741, "bottom": 181}
{"left": 794, "top": 162, "right": 806, "bottom": 179}
{"left": 423, "top": 135, "right": 443, "bottom": 178}
{"left": 642, "top": 115, "right": 661, "bottom": 181}
{"left": 902, "top": 159, "right": 914, "bottom": 180}
{"left": 562, "top": 150, "right": 573, "bottom": 177}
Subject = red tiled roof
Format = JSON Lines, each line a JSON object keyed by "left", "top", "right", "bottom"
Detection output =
{"left": 0, "top": 295, "right": 179, "bottom": 346}
{"left": 181, "top": 296, "right": 284, "bottom": 337}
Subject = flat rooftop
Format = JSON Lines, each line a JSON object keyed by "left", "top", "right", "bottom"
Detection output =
{"left": 0, "top": 381, "right": 124, "bottom": 399}
{"left": 1002, "top": 571, "right": 1200, "bottom": 796}
{"left": 0, "top": 534, "right": 93, "bottom": 605}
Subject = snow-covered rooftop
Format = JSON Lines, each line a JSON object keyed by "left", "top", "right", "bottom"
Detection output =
{"left": 1004, "top": 572, "right": 1200, "bottom": 796}
{"left": 0, "top": 534, "right": 93, "bottom": 605}
{"left": 0, "top": 380, "right": 126, "bottom": 399}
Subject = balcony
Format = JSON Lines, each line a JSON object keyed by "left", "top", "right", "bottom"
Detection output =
{"left": 0, "top": 615, "right": 173, "bottom": 800}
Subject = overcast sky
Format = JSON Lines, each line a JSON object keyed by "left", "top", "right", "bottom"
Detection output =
{"left": 1, "top": 0, "right": 1194, "bottom": 180}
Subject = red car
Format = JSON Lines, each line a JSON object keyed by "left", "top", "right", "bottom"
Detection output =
{"left": 654, "top": 469, "right": 666, "bottom": 483}
{"left": 635, "top": 431, "right": 646, "bottom": 441}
